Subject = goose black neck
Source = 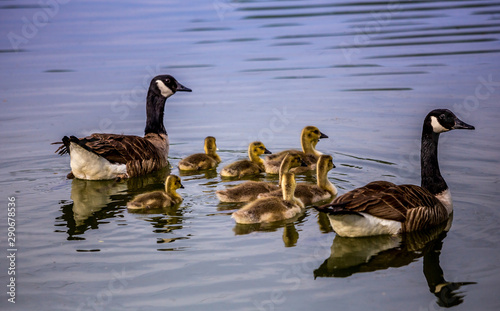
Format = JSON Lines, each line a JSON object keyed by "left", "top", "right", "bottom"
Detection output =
{"left": 144, "top": 90, "right": 167, "bottom": 135}
{"left": 421, "top": 123, "right": 447, "bottom": 195}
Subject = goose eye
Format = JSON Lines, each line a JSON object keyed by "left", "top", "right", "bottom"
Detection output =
{"left": 165, "top": 78, "right": 171, "bottom": 84}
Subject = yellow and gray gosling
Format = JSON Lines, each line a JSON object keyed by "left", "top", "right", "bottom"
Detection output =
{"left": 220, "top": 141, "right": 271, "bottom": 178}
{"left": 216, "top": 153, "right": 307, "bottom": 203}
{"left": 259, "top": 155, "right": 337, "bottom": 205}
{"left": 127, "top": 175, "right": 184, "bottom": 210}
{"left": 314, "top": 109, "right": 475, "bottom": 237}
{"left": 231, "top": 172, "right": 304, "bottom": 224}
{"left": 178, "top": 136, "right": 221, "bottom": 170}
{"left": 264, "top": 126, "right": 328, "bottom": 174}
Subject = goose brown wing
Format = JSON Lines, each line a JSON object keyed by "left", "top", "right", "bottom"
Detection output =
{"left": 58, "top": 134, "right": 163, "bottom": 164}
{"left": 328, "top": 182, "right": 441, "bottom": 222}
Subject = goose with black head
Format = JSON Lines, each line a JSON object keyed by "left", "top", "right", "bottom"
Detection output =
{"left": 314, "top": 109, "right": 474, "bottom": 237}
{"left": 54, "top": 75, "right": 191, "bottom": 180}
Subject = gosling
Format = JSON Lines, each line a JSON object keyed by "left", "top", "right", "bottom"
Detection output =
{"left": 264, "top": 126, "right": 328, "bottom": 174}
{"left": 216, "top": 153, "right": 306, "bottom": 202}
{"left": 259, "top": 155, "right": 337, "bottom": 205}
{"left": 220, "top": 141, "right": 271, "bottom": 178}
{"left": 231, "top": 172, "right": 304, "bottom": 224}
{"left": 127, "top": 175, "right": 184, "bottom": 210}
{"left": 178, "top": 136, "right": 221, "bottom": 170}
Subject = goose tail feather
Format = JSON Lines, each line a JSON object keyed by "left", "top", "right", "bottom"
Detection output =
{"left": 52, "top": 136, "right": 73, "bottom": 155}
{"left": 313, "top": 202, "right": 360, "bottom": 216}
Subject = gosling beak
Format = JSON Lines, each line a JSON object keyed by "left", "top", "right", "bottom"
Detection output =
{"left": 300, "top": 159, "right": 308, "bottom": 167}
{"left": 179, "top": 183, "right": 185, "bottom": 189}
{"left": 332, "top": 163, "right": 336, "bottom": 169}
{"left": 264, "top": 148, "right": 272, "bottom": 154}
{"left": 319, "top": 132, "right": 328, "bottom": 139}
{"left": 452, "top": 118, "right": 475, "bottom": 130}
{"left": 176, "top": 81, "right": 192, "bottom": 92}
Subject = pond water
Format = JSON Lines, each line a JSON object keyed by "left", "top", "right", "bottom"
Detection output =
{"left": 1, "top": 0, "right": 500, "bottom": 310}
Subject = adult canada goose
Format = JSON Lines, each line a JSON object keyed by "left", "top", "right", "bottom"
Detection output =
{"left": 54, "top": 75, "right": 192, "bottom": 180}
{"left": 259, "top": 154, "right": 337, "bottom": 205}
{"left": 232, "top": 172, "right": 305, "bottom": 224}
{"left": 314, "top": 109, "right": 474, "bottom": 237}
{"left": 220, "top": 142, "right": 272, "bottom": 178}
{"left": 216, "top": 153, "right": 307, "bottom": 202}
{"left": 127, "top": 175, "right": 184, "bottom": 210}
{"left": 264, "top": 126, "right": 328, "bottom": 174}
{"left": 178, "top": 136, "right": 221, "bottom": 170}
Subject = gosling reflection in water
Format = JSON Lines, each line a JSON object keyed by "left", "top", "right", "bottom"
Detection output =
{"left": 233, "top": 218, "right": 304, "bottom": 247}
{"left": 314, "top": 223, "right": 476, "bottom": 307}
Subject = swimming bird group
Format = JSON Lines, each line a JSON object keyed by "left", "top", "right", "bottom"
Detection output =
{"left": 55, "top": 75, "right": 475, "bottom": 237}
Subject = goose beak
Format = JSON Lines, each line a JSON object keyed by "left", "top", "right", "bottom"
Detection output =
{"left": 319, "top": 132, "right": 328, "bottom": 139}
{"left": 264, "top": 148, "right": 272, "bottom": 154}
{"left": 176, "top": 82, "right": 192, "bottom": 92}
{"left": 452, "top": 118, "right": 475, "bottom": 130}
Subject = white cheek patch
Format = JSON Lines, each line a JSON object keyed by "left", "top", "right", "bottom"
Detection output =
{"left": 156, "top": 80, "right": 174, "bottom": 98}
{"left": 430, "top": 116, "right": 450, "bottom": 133}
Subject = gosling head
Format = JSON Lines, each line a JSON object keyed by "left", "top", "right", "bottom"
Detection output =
{"left": 166, "top": 174, "right": 184, "bottom": 191}
{"left": 204, "top": 136, "right": 218, "bottom": 155}
{"left": 249, "top": 141, "right": 272, "bottom": 156}
{"left": 426, "top": 109, "right": 475, "bottom": 134}
{"left": 303, "top": 126, "right": 328, "bottom": 145}
{"left": 317, "top": 155, "right": 335, "bottom": 171}
{"left": 151, "top": 74, "right": 192, "bottom": 98}
{"left": 285, "top": 153, "right": 308, "bottom": 169}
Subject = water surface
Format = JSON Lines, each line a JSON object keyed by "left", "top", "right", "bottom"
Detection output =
{"left": 1, "top": 0, "right": 499, "bottom": 310}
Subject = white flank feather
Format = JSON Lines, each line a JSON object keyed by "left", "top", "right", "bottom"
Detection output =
{"left": 328, "top": 213, "right": 402, "bottom": 237}
{"left": 69, "top": 143, "right": 127, "bottom": 180}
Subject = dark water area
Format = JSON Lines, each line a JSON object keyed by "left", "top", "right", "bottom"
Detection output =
{"left": 1, "top": 0, "right": 499, "bottom": 310}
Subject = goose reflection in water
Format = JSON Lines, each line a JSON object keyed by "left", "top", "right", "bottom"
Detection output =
{"left": 56, "top": 169, "right": 173, "bottom": 237}
{"left": 314, "top": 221, "right": 476, "bottom": 308}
